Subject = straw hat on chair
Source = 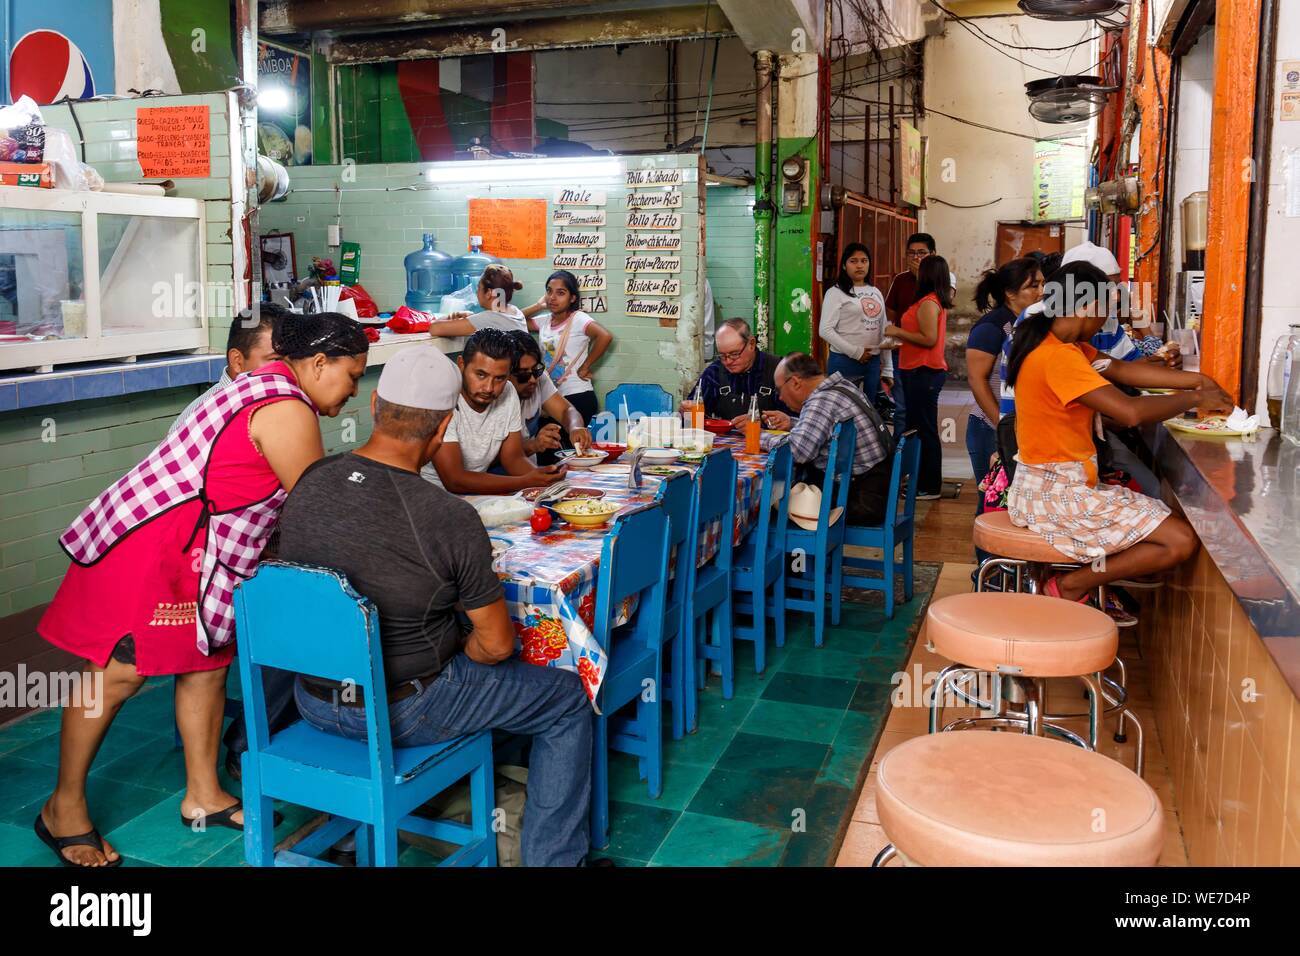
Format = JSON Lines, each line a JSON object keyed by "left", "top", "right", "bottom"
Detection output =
{"left": 788, "top": 482, "right": 843, "bottom": 532}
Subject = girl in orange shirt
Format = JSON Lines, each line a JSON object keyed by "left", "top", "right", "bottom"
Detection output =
{"left": 1003, "top": 261, "right": 1232, "bottom": 602}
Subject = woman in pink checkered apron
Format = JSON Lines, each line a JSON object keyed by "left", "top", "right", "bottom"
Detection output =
{"left": 33, "top": 311, "right": 369, "bottom": 867}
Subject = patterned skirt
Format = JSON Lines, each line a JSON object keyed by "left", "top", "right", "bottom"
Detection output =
{"left": 1006, "top": 458, "right": 1170, "bottom": 564}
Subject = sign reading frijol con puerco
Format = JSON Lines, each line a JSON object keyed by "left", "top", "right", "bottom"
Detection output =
{"left": 623, "top": 254, "right": 680, "bottom": 273}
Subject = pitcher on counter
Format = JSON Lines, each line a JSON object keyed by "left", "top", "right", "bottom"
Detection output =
{"left": 682, "top": 317, "right": 795, "bottom": 431}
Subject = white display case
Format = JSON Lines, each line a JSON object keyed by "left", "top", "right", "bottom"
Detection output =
{"left": 0, "top": 186, "right": 207, "bottom": 371}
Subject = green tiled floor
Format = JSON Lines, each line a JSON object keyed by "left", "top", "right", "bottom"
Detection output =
{"left": 0, "top": 564, "right": 937, "bottom": 867}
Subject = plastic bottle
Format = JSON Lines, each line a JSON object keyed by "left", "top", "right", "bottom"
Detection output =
{"left": 404, "top": 233, "right": 455, "bottom": 311}
{"left": 1266, "top": 324, "right": 1300, "bottom": 428}
{"left": 744, "top": 395, "right": 761, "bottom": 455}
{"left": 1282, "top": 330, "right": 1300, "bottom": 446}
{"left": 450, "top": 236, "right": 500, "bottom": 290}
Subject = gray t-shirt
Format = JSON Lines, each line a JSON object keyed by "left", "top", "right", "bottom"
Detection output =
{"left": 277, "top": 452, "right": 502, "bottom": 685}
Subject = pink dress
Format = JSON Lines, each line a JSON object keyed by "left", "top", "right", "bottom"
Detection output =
{"left": 39, "top": 393, "right": 296, "bottom": 676}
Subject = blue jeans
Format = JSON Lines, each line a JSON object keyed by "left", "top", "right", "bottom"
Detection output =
{"left": 898, "top": 366, "right": 946, "bottom": 495}
{"left": 966, "top": 414, "right": 999, "bottom": 563}
{"left": 827, "top": 351, "right": 880, "bottom": 401}
{"left": 887, "top": 369, "right": 906, "bottom": 433}
{"left": 294, "top": 653, "right": 593, "bottom": 867}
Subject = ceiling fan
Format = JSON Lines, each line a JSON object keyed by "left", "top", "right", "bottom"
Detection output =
{"left": 1025, "top": 74, "right": 1114, "bottom": 124}
{"left": 1018, "top": 0, "right": 1128, "bottom": 21}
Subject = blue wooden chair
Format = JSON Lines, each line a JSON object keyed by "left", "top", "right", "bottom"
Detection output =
{"left": 605, "top": 383, "right": 674, "bottom": 419}
{"left": 732, "top": 441, "right": 793, "bottom": 673}
{"left": 842, "top": 432, "right": 921, "bottom": 618}
{"left": 232, "top": 561, "right": 496, "bottom": 867}
{"left": 589, "top": 503, "right": 671, "bottom": 850}
{"left": 655, "top": 471, "right": 697, "bottom": 740}
{"left": 785, "top": 420, "right": 856, "bottom": 648}
{"left": 684, "top": 448, "right": 738, "bottom": 732}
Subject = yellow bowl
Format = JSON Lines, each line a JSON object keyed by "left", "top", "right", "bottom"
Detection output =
{"left": 551, "top": 499, "right": 621, "bottom": 528}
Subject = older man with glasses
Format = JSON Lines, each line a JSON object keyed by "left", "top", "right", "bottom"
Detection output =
{"left": 684, "top": 317, "right": 795, "bottom": 430}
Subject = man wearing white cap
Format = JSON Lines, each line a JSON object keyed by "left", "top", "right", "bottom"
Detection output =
{"left": 276, "top": 344, "right": 597, "bottom": 867}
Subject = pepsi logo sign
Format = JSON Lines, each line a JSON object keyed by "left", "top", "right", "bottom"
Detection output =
{"left": 10, "top": 30, "right": 95, "bottom": 104}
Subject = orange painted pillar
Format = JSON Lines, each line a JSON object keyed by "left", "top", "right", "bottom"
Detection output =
{"left": 1199, "top": 0, "right": 1262, "bottom": 399}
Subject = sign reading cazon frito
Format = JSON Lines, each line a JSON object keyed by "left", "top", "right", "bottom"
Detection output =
{"left": 626, "top": 211, "right": 682, "bottom": 230}
{"left": 625, "top": 276, "right": 681, "bottom": 296}
{"left": 624, "top": 233, "right": 682, "bottom": 251}
{"left": 553, "top": 230, "right": 606, "bottom": 248}
{"left": 625, "top": 168, "right": 683, "bottom": 187}
{"left": 623, "top": 254, "right": 681, "bottom": 273}
{"left": 553, "top": 251, "right": 606, "bottom": 269}
{"left": 626, "top": 191, "right": 683, "bottom": 210}
{"left": 626, "top": 299, "right": 682, "bottom": 319}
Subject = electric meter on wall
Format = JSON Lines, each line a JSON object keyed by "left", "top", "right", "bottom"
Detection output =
{"left": 781, "top": 156, "right": 808, "bottom": 214}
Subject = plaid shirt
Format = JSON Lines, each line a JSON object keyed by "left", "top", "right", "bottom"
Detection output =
{"left": 59, "top": 367, "right": 312, "bottom": 655}
{"left": 786, "top": 372, "right": 889, "bottom": 476}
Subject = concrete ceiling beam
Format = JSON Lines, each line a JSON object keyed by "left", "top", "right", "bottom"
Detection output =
{"left": 320, "top": 6, "right": 735, "bottom": 64}
{"left": 717, "top": 0, "right": 819, "bottom": 54}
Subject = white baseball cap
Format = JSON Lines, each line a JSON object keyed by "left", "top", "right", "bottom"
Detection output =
{"left": 376, "top": 344, "right": 461, "bottom": 410}
{"left": 1061, "top": 240, "right": 1121, "bottom": 277}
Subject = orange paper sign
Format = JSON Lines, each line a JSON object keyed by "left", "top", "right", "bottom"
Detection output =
{"left": 467, "top": 198, "right": 548, "bottom": 259}
{"left": 135, "top": 106, "right": 211, "bottom": 178}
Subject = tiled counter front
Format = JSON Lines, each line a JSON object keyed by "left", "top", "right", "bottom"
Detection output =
{"left": 1140, "top": 545, "right": 1300, "bottom": 866}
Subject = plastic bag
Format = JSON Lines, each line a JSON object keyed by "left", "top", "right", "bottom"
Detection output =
{"left": 439, "top": 281, "right": 480, "bottom": 315}
{"left": 340, "top": 282, "right": 379, "bottom": 318}
{"left": 0, "top": 95, "right": 45, "bottom": 163}
{"left": 472, "top": 496, "right": 532, "bottom": 529}
{"left": 387, "top": 305, "right": 434, "bottom": 333}
{"left": 44, "top": 127, "right": 102, "bottom": 190}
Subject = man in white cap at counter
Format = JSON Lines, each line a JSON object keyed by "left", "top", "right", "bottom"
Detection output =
{"left": 275, "top": 343, "right": 598, "bottom": 867}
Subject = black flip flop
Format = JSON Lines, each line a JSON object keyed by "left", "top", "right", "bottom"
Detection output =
{"left": 33, "top": 813, "right": 122, "bottom": 868}
{"left": 178, "top": 800, "right": 283, "bottom": 831}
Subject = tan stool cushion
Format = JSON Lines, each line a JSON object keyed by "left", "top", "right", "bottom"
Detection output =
{"left": 928, "top": 592, "right": 1117, "bottom": 677}
{"left": 974, "top": 510, "right": 1071, "bottom": 564}
{"left": 877, "top": 732, "right": 1163, "bottom": 866}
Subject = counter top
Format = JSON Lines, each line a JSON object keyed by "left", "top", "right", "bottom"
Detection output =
{"left": 1146, "top": 424, "right": 1300, "bottom": 692}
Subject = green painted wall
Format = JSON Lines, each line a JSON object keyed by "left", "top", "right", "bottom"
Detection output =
{"left": 772, "top": 138, "right": 818, "bottom": 356}
{"left": 704, "top": 186, "right": 755, "bottom": 325}
{"left": 159, "top": 0, "right": 239, "bottom": 93}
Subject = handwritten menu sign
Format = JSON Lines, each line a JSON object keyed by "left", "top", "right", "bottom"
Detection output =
{"left": 625, "top": 168, "right": 683, "bottom": 187}
{"left": 623, "top": 254, "right": 680, "bottom": 273}
{"left": 135, "top": 106, "right": 211, "bottom": 178}
{"left": 554, "top": 187, "right": 606, "bottom": 205}
{"left": 468, "top": 198, "right": 548, "bottom": 258}
{"left": 554, "top": 251, "right": 606, "bottom": 269}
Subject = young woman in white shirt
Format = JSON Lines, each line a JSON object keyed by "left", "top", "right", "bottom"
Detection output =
{"left": 819, "top": 243, "right": 894, "bottom": 401}
{"left": 538, "top": 269, "right": 613, "bottom": 425}
{"left": 429, "top": 264, "right": 529, "bottom": 338}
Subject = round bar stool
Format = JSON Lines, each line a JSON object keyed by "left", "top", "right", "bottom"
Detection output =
{"left": 871, "top": 732, "right": 1164, "bottom": 866}
{"left": 970, "top": 510, "right": 1144, "bottom": 753}
{"left": 926, "top": 592, "right": 1117, "bottom": 757}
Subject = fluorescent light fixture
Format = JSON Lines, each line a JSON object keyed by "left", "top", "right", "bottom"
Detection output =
{"left": 423, "top": 158, "right": 623, "bottom": 184}
{"left": 257, "top": 86, "right": 290, "bottom": 112}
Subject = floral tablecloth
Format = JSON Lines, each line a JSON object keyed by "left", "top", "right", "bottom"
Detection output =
{"left": 475, "top": 435, "right": 769, "bottom": 709}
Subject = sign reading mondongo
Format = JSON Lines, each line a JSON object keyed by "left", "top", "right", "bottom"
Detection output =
{"left": 552, "top": 230, "right": 606, "bottom": 248}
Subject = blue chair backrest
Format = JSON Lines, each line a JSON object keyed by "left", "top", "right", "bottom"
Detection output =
{"left": 694, "top": 448, "right": 738, "bottom": 570}
{"left": 819, "top": 419, "right": 856, "bottom": 526}
{"left": 754, "top": 440, "right": 793, "bottom": 550}
{"left": 655, "top": 470, "right": 697, "bottom": 609}
{"left": 605, "top": 383, "right": 674, "bottom": 419}
{"left": 889, "top": 430, "right": 921, "bottom": 527}
{"left": 233, "top": 561, "right": 397, "bottom": 779}
{"left": 593, "top": 503, "right": 671, "bottom": 652}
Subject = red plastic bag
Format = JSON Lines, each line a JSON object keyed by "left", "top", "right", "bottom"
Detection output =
{"left": 387, "top": 305, "right": 434, "bottom": 334}
{"left": 340, "top": 283, "right": 379, "bottom": 318}
{"left": 363, "top": 326, "right": 381, "bottom": 343}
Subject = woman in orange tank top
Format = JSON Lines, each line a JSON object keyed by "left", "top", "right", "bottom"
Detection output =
{"left": 883, "top": 255, "right": 952, "bottom": 498}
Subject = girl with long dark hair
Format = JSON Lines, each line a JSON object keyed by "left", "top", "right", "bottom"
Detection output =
{"left": 819, "top": 242, "right": 893, "bottom": 400}
{"left": 34, "top": 311, "right": 369, "bottom": 866}
{"left": 1004, "top": 261, "right": 1231, "bottom": 600}
{"left": 884, "top": 254, "right": 953, "bottom": 498}
{"left": 537, "top": 269, "right": 613, "bottom": 426}
{"left": 967, "top": 258, "right": 1043, "bottom": 496}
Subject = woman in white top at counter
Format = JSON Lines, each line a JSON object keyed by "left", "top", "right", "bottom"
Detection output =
{"left": 820, "top": 243, "right": 895, "bottom": 402}
{"left": 428, "top": 264, "right": 529, "bottom": 338}
{"left": 537, "top": 269, "right": 613, "bottom": 426}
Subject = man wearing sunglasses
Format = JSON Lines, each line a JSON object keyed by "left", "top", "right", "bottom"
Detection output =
{"left": 684, "top": 317, "right": 795, "bottom": 430}
{"left": 506, "top": 330, "right": 592, "bottom": 465}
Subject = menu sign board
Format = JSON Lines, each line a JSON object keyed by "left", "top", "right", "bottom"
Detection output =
{"left": 626, "top": 190, "right": 683, "bottom": 210}
{"left": 135, "top": 106, "right": 211, "bottom": 178}
{"left": 625, "top": 276, "right": 681, "bottom": 296}
{"left": 552, "top": 230, "right": 606, "bottom": 248}
{"left": 625, "top": 233, "right": 682, "bottom": 251}
{"left": 1031, "top": 137, "right": 1087, "bottom": 221}
{"left": 623, "top": 254, "right": 681, "bottom": 273}
{"left": 626, "top": 168, "right": 683, "bottom": 187}
{"left": 467, "top": 198, "right": 548, "bottom": 258}
{"left": 576, "top": 273, "right": 606, "bottom": 292}
{"left": 553, "top": 251, "right": 606, "bottom": 269}
{"left": 626, "top": 299, "right": 682, "bottom": 319}
{"left": 626, "top": 211, "right": 682, "bottom": 230}
{"left": 554, "top": 187, "right": 606, "bottom": 205}
{"left": 552, "top": 209, "right": 606, "bottom": 226}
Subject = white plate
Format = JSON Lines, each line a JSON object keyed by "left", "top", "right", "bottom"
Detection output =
{"left": 562, "top": 454, "right": 608, "bottom": 470}
{"left": 590, "top": 463, "right": 632, "bottom": 475}
{"left": 640, "top": 447, "right": 680, "bottom": 464}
